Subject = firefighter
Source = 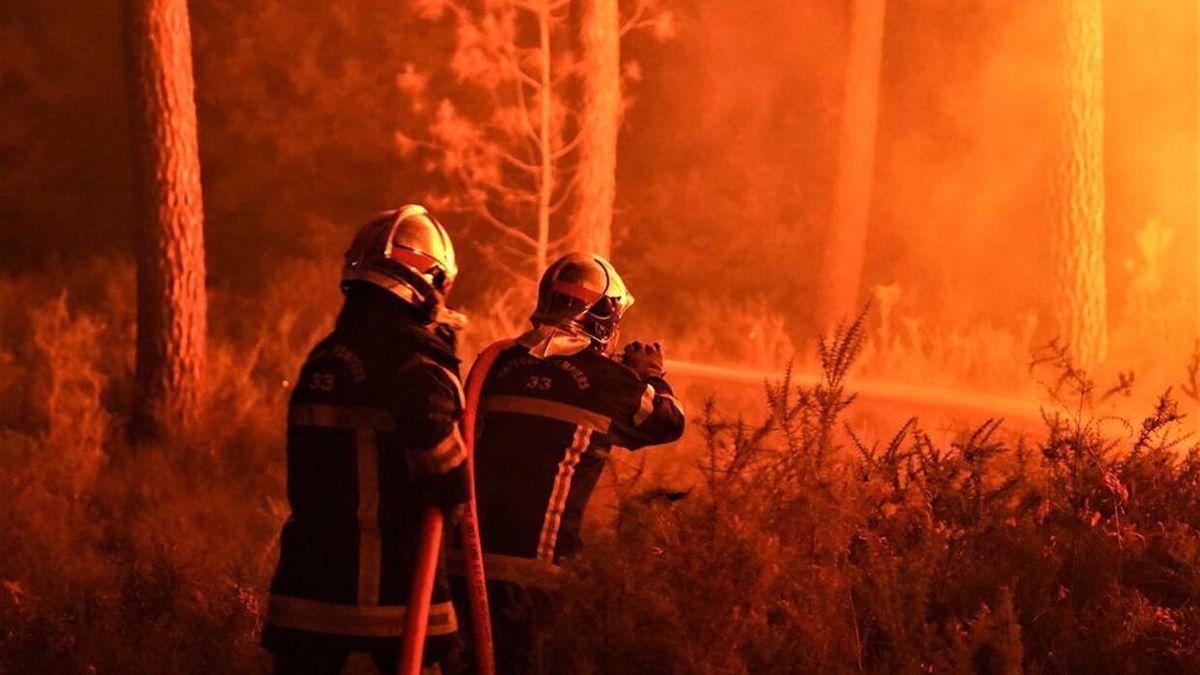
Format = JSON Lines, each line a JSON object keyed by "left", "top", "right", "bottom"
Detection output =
{"left": 263, "top": 205, "right": 470, "bottom": 675}
{"left": 455, "top": 252, "right": 687, "bottom": 673}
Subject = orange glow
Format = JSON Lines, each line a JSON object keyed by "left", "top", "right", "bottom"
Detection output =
{"left": 5, "top": 1, "right": 1200, "bottom": 671}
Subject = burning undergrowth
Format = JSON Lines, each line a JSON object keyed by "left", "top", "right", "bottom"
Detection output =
{"left": 539, "top": 315, "right": 1200, "bottom": 674}
{"left": 2, "top": 267, "right": 1200, "bottom": 673}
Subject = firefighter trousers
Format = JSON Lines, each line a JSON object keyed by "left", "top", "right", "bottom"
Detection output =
{"left": 265, "top": 626, "right": 460, "bottom": 675}
{"left": 449, "top": 578, "right": 554, "bottom": 675}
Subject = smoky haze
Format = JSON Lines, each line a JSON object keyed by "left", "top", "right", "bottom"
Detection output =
{"left": 9, "top": 4, "right": 1200, "bottom": 672}
{"left": 1, "top": 0, "right": 1197, "bottom": 386}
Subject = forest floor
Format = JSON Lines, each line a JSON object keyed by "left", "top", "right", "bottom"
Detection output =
{"left": 4, "top": 261, "right": 1200, "bottom": 673}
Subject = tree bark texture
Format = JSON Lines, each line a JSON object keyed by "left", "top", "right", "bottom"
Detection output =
{"left": 1052, "top": 0, "right": 1107, "bottom": 369}
{"left": 572, "top": 0, "right": 621, "bottom": 259}
{"left": 815, "top": 0, "right": 886, "bottom": 330}
{"left": 128, "top": 0, "right": 208, "bottom": 434}
{"left": 535, "top": 0, "right": 555, "bottom": 274}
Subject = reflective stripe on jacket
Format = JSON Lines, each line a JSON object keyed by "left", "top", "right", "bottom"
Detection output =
{"left": 471, "top": 343, "right": 685, "bottom": 580}
{"left": 265, "top": 289, "right": 469, "bottom": 639}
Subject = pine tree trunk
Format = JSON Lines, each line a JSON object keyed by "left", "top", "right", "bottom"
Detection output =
{"left": 535, "top": 0, "right": 555, "bottom": 274}
{"left": 1053, "top": 0, "right": 1107, "bottom": 369}
{"left": 127, "top": 0, "right": 208, "bottom": 435}
{"left": 815, "top": 0, "right": 887, "bottom": 330}
{"left": 572, "top": 0, "right": 620, "bottom": 259}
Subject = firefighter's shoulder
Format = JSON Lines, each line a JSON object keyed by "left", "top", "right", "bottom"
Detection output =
{"left": 572, "top": 348, "right": 645, "bottom": 391}
{"left": 396, "top": 352, "right": 465, "bottom": 410}
{"left": 292, "top": 336, "right": 368, "bottom": 397}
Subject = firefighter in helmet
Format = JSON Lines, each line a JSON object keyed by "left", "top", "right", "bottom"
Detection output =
{"left": 263, "top": 205, "right": 469, "bottom": 674}
{"left": 455, "top": 252, "right": 686, "bottom": 673}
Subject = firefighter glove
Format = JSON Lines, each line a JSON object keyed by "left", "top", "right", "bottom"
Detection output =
{"left": 622, "top": 341, "right": 665, "bottom": 379}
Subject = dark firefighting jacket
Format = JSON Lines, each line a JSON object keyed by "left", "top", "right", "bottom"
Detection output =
{"left": 265, "top": 287, "right": 470, "bottom": 643}
{"left": 470, "top": 338, "right": 686, "bottom": 586}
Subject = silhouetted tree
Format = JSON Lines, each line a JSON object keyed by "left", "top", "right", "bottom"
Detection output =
{"left": 127, "top": 0, "right": 208, "bottom": 434}
{"left": 571, "top": 0, "right": 620, "bottom": 258}
{"left": 398, "top": 0, "right": 669, "bottom": 277}
{"left": 397, "top": 0, "right": 576, "bottom": 277}
{"left": 571, "top": 0, "right": 672, "bottom": 258}
{"left": 815, "top": 0, "right": 886, "bottom": 329}
{"left": 1052, "top": 0, "right": 1107, "bottom": 369}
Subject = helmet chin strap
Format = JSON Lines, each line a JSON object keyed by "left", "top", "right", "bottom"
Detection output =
{"left": 432, "top": 305, "right": 468, "bottom": 331}
{"left": 601, "top": 324, "right": 621, "bottom": 355}
{"left": 519, "top": 324, "right": 592, "bottom": 358}
{"left": 383, "top": 262, "right": 468, "bottom": 332}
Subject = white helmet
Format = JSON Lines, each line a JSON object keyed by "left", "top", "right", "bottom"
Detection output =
{"left": 342, "top": 205, "right": 459, "bottom": 311}
{"left": 530, "top": 252, "right": 634, "bottom": 349}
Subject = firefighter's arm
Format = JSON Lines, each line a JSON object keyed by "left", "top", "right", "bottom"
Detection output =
{"left": 615, "top": 376, "right": 686, "bottom": 449}
{"left": 399, "top": 360, "right": 471, "bottom": 510}
{"left": 612, "top": 342, "right": 686, "bottom": 449}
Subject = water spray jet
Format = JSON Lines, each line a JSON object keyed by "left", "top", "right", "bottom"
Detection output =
{"left": 664, "top": 358, "right": 1046, "bottom": 429}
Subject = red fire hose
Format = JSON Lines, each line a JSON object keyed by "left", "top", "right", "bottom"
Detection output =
{"left": 399, "top": 506, "right": 444, "bottom": 674}
{"left": 456, "top": 340, "right": 514, "bottom": 675}
{"left": 399, "top": 341, "right": 511, "bottom": 675}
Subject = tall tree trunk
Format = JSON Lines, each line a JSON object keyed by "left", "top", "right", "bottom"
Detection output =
{"left": 571, "top": 0, "right": 620, "bottom": 259}
{"left": 1053, "top": 0, "right": 1107, "bottom": 369}
{"left": 127, "top": 0, "right": 208, "bottom": 435}
{"left": 535, "top": 0, "right": 555, "bottom": 274}
{"left": 815, "top": 0, "right": 886, "bottom": 329}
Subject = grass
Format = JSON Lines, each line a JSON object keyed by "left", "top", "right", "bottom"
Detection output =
{"left": 3, "top": 263, "right": 1200, "bottom": 673}
{"left": 536, "top": 313, "right": 1200, "bottom": 674}
{"left": 1, "top": 263, "right": 292, "bottom": 674}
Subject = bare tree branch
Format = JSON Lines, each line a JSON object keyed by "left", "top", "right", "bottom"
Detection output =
{"left": 552, "top": 127, "right": 585, "bottom": 160}
{"left": 549, "top": 170, "right": 581, "bottom": 212}
{"left": 620, "top": 2, "right": 648, "bottom": 35}
{"left": 498, "top": 149, "right": 541, "bottom": 174}
{"left": 474, "top": 203, "right": 539, "bottom": 249}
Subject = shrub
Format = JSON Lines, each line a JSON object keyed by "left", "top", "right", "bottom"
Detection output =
{"left": 4, "top": 266, "right": 1200, "bottom": 673}
{"left": 537, "top": 314, "right": 1200, "bottom": 674}
{"left": 0, "top": 265, "right": 288, "bottom": 674}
